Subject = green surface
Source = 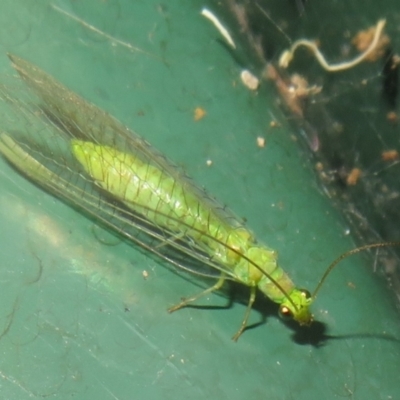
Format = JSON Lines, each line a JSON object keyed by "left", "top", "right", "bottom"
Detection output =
{"left": 0, "top": 1, "right": 398, "bottom": 399}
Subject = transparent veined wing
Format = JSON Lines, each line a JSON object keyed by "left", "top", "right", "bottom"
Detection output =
{"left": 8, "top": 54, "right": 243, "bottom": 228}
{"left": 0, "top": 54, "right": 250, "bottom": 282}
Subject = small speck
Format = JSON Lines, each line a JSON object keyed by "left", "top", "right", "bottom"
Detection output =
{"left": 347, "top": 281, "right": 356, "bottom": 289}
{"left": 315, "top": 162, "right": 323, "bottom": 172}
{"left": 240, "top": 69, "right": 260, "bottom": 90}
{"left": 256, "top": 136, "right": 265, "bottom": 148}
{"left": 194, "top": 107, "right": 206, "bottom": 121}
{"left": 346, "top": 168, "right": 362, "bottom": 186}
{"left": 387, "top": 111, "right": 398, "bottom": 123}
{"left": 270, "top": 120, "right": 279, "bottom": 128}
{"left": 381, "top": 149, "right": 399, "bottom": 161}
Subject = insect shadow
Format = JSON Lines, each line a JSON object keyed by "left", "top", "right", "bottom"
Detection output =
{"left": 172, "top": 276, "right": 329, "bottom": 346}
{"left": 183, "top": 277, "right": 400, "bottom": 347}
{"left": 287, "top": 318, "right": 400, "bottom": 348}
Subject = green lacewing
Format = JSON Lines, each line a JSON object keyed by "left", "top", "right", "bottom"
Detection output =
{"left": 0, "top": 54, "right": 396, "bottom": 340}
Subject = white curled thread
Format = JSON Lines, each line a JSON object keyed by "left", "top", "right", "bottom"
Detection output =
{"left": 201, "top": 8, "right": 236, "bottom": 49}
{"left": 279, "top": 19, "right": 386, "bottom": 72}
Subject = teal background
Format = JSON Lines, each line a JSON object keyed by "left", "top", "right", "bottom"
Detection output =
{"left": 0, "top": 1, "right": 398, "bottom": 399}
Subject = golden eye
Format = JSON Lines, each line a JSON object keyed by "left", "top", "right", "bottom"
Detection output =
{"left": 300, "top": 289, "right": 311, "bottom": 299}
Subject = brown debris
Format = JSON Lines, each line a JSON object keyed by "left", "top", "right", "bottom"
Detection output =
{"left": 352, "top": 24, "right": 390, "bottom": 61}
{"left": 381, "top": 150, "right": 399, "bottom": 161}
{"left": 346, "top": 168, "right": 362, "bottom": 186}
